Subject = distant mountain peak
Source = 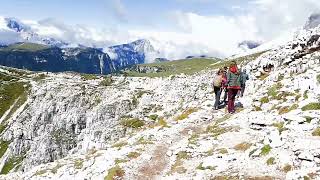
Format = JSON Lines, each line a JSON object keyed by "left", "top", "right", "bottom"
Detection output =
{"left": 304, "top": 13, "right": 320, "bottom": 30}
{"left": 238, "top": 40, "right": 261, "bottom": 50}
{"left": 5, "top": 17, "right": 29, "bottom": 32}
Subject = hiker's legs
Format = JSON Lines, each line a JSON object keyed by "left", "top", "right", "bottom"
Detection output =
{"left": 214, "top": 87, "right": 221, "bottom": 109}
{"left": 241, "top": 85, "right": 246, "bottom": 97}
{"left": 228, "top": 89, "right": 238, "bottom": 113}
{"left": 223, "top": 89, "right": 228, "bottom": 104}
{"left": 227, "top": 90, "right": 233, "bottom": 113}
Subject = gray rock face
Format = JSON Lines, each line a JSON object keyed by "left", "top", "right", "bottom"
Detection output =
{"left": 1, "top": 76, "right": 135, "bottom": 170}
{"left": 304, "top": 13, "right": 320, "bottom": 30}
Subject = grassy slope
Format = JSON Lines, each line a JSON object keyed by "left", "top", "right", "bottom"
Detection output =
{"left": 125, "top": 51, "right": 267, "bottom": 78}
{"left": 0, "top": 43, "right": 49, "bottom": 52}
{"left": 125, "top": 58, "right": 220, "bottom": 77}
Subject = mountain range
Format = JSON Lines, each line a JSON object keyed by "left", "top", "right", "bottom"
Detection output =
{"left": 0, "top": 17, "right": 160, "bottom": 74}
{"left": 0, "top": 13, "right": 320, "bottom": 75}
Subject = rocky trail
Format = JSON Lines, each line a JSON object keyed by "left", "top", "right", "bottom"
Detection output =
{"left": 1, "top": 21, "right": 320, "bottom": 180}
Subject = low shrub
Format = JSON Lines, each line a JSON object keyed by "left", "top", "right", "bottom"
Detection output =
{"left": 121, "top": 118, "right": 144, "bottom": 129}
{"left": 260, "top": 145, "right": 272, "bottom": 156}
{"left": 105, "top": 166, "right": 125, "bottom": 180}
{"left": 302, "top": 103, "right": 320, "bottom": 111}
{"left": 266, "top": 157, "right": 275, "bottom": 165}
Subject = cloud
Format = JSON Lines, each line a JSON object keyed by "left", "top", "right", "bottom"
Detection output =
{"left": 154, "top": 0, "right": 320, "bottom": 58}
{"left": 0, "top": 30, "right": 23, "bottom": 45}
{"left": 29, "top": 18, "right": 131, "bottom": 47}
{"left": 111, "top": 0, "right": 127, "bottom": 22}
{"left": 1, "top": 0, "right": 320, "bottom": 61}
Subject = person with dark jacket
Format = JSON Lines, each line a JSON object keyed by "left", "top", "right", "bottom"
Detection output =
{"left": 227, "top": 62, "right": 243, "bottom": 113}
{"left": 222, "top": 66, "right": 228, "bottom": 104}
{"left": 240, "top": 69, "right": 249, "bottom": 97}
{"left": 212, "top": 69, "right": 226, "bottom": 110}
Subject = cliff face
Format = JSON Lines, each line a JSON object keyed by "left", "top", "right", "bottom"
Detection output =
{"left": 0, "top": 65, "right": 213, "bottom": 174}
{"left": 0, "top": 45, "right": 114, "bottom": 74}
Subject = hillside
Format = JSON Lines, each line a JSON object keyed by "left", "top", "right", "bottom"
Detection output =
{"left": 124, "top": 58, "right": 221, "bottom": 77}
{"left": 0, "top": 18, "right": 320, "bottom": 180}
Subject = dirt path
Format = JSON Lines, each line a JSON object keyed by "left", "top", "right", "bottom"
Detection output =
{"left": 137, "top": 145, "right": 169, "bottom": 180}
{"left": 135, "top": 116, "right": 220, "bottom": 179}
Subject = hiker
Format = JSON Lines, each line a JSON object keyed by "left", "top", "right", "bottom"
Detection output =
{"left": 222, "top": 66, "right": 228, "bottom": 104}
{"left": 212, "top": 69, "right": 226, "bottom": 110}
{"left": 227, "top": 61, "right": 243, "bottom": 114}
{"left": 240, "top": 69, "right": 249, "bottom": 97}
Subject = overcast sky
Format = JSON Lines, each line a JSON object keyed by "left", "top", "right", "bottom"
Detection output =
{"left": 0, "top": 0, "right": 320, "bottom": 58}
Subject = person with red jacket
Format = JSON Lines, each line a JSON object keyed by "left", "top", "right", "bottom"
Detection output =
{"left": 227, "top": 62, "right": 243, "bottom": 113}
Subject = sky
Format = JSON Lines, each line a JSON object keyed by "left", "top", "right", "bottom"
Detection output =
{"left": 0, "top": 0, "right": 320, "bottom": 59}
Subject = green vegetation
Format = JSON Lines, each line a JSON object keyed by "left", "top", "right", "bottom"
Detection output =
{"left": 0, "top": 82, "right": 28, "bottom": 118}
{"left": 127, "top": 151, "right": 141, "bottom": 159}
{"left": 304, "top": 116, "right": 314, "bottom": 123}
{"left": 51, "top": 164, "right": 64, "bottom": 174}
{"left": 260, "top": 97, "right": 270, "bottom": 104}
{"left": 303, "top": 90, "right": 309, "bottom": 99}
{"left": 124, "top": 58, "right": 219, "bottom": 77}
{"left": 115, "top": 158, "right": 128, "bottom": 165}
{"left": 74, "top": 159, "right": 84, "bottom": 169}
{"left": 282, "top": 164, "right": 292, "bottom": 173}
{"left": 278, "top": 104, "right": 298, "bottom": 115}
{"left": 121, "top": 118, "right": 145, "bottom": 129}
{"left": 302, "top": 103, "right": 320, "bottom": 111}
{"left": 188, "top": 133, "right": 200, "bottom": 145}
{"left": 99, "top": 77, "right": 113, "bottom": 86}
{"left": 312, "top": 128, "right": 320, "bottom": 136}
{"left": 277, "top": 74, "right": 285, "bottom": 81}
{"left": 273, "top": 122, "right": 288, "bottom": 133}
{"left": 136, "top": 137, "right": 154, "bottom": 145}
{"left": 170, "top": 151, "right": 189, "bottom": 174}
{"left": 206, "top": 124, "right": 229, "bottom": 138}
{"left": 0, "top": 72, "right": 16, "bottom": 81}
{"left": 158, "top": 117, "right": 170, "bottom": 128}
{"left": 149, "top": 114, "right": 158, "bottom": 121}
{"left": 206, "top": 149, "right": 214, "bottom": 156}
{"left": 175, "top": 108, "right": 198, "bottom": 121}
{"left": 124, "top": 50, "right": 266, "bottom": 78}
{"left": 260, "top": 145, "right": 272, "bottom": 156}
{"left": 81, "top": 74, "right": 98, "bottom": 81}
{"left": 112, "top": 141, "right": 128, "bottom": 148}
{"left": 254, "top": 105, "right": 262, "bottom": 111}
{"left": 0, "top": 43, "right": 49, "bottom": 52}
{"left": 177, "top": 151, "right": 189, "bottom": 160}
{"left": 105, "top": 166, "right": 125, "bottom": 180}
{"left": 317, "top": 74, "right": 320, "bottom": 84}
{"left": 275, "top": 91, "right": 296, "bottom": 101}
{"left": 267, "top": 83, "right": 283, "bottom": 99}
{"left": 1, "top": 156, "right": 24, "bottom": 174}
{"left": 33, "top": 74, "right": 47, "bottom": 81}
{"left": 217, "top": 148, "right": 229, "bottom": 154}
{"left": 0, "top": 140, "right": 10, "bottom": 159}
{"left": 215, "top": 114, "right": 231, "bottom": 124}
{"left": 266, "top": 157, "right": 276, "bottom": 165}
{"left": 259, "top": 73, "right": 270, "bottom": 80}
{"left": 34, "top": 169, "right": 48, "bottom": 176}
{"left": 234, "top": 142, "right": 252, "bottom": 151}
{"left": 196, "top": 162, "right": 215, "bottom": 171}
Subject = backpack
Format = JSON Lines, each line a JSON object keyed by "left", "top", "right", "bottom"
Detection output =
{"left": 213, "top": 75, "right": 222, "bottom": 87}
